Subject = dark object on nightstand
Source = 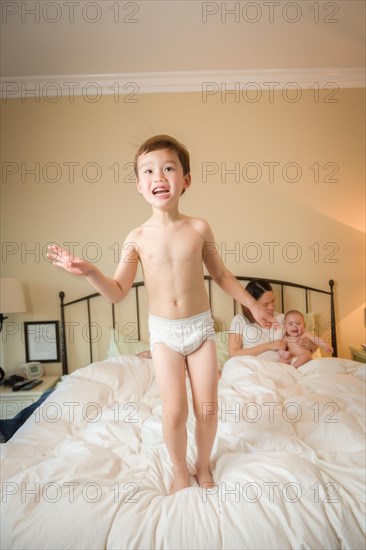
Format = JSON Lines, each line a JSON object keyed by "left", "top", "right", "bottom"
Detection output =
{"left": 3, "top": 375, "right": 26, "bottom": 387}
{"left": 12, "top": 379, "right": 43, "bottom": 392}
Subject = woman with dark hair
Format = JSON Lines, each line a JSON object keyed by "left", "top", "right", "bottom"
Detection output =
{"left": 228, "top": 279, "right": 318, "bottom": 360}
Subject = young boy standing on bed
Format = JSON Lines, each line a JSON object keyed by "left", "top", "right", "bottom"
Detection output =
{"left": 48, "top": 135, "right": 277, "bottom": 494}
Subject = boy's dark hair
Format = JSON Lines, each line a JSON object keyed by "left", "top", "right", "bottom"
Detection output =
{"left": 134, "top": 135, "right": 190, "bottom": 177}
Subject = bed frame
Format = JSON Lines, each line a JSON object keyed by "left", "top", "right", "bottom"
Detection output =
{"left": 59, "top": 277, "right": 337, "bottom": 375}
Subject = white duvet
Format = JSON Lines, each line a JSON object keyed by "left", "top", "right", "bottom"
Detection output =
{"left": 1, "top": 355, "right": 365, "bottom": 550}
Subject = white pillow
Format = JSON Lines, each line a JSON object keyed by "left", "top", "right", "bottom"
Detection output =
{"left": 304, "top": 312, "right": 316, "bottom": 331}
{"left": 107, "top": 327, "right": 149, "bottom": 357}
{"left": 216, "top": 331, "right": 230, "bottom": 370}
{"left": 304, "top": 312, "right": 322, "bottom": 358}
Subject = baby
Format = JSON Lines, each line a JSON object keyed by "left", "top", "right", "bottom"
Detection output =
{"left": 279, "top": 310, "right": 333, "bottom": 368}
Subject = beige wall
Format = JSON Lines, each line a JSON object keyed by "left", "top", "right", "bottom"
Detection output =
{"left": 1, "top": 88, "right": 365, "bottom": 374}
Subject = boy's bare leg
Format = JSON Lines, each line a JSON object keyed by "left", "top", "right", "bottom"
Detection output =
{"left": 186, "top": 339, "right": 218, "bottom": 489}
{"left": 151, "top": 343, "right": 190, "bottom": 494}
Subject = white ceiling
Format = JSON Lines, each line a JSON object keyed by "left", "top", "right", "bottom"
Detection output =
{"left": 1, "top": 0, "right": 365, "bottom": 78}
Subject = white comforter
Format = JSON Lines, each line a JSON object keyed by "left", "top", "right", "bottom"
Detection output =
{"left": 1, "top": 355, "right": 365, "bottom": 550}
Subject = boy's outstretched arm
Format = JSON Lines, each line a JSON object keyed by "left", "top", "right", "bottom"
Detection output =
{"left": 202, "top": 222, "right": 278, "bottom": 329}
{"left": 48, "top": 233, "right": 139, "bottom": 304}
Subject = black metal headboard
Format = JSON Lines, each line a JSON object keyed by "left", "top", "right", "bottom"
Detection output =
{"left": 59, "top": 277, "right": 337, "bottom": 374}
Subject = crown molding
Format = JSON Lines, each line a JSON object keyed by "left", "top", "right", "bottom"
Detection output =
{"left": 1, "top": 68, "right": 364, "bottom": 98}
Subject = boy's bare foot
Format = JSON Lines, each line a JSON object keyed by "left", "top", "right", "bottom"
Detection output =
{"left": 169, "top": 469, "right": 190, "bottom": 495}
{"left": 195, "top": 463, "right": 215, "bottom": 489}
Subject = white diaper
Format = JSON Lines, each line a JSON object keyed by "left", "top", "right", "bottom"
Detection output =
{"left": 148, "top": 310, "right": 216, "bottom": 356}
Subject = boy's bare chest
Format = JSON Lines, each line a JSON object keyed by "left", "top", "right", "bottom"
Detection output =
{"left": 138, "top": 228, "right": 203, "bottom": 266}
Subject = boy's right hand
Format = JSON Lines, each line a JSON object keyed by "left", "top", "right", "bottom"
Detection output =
{"left": 250, "top": 303, "right": 279, "bottom": 329}
{"left": 47, "top": 245, "right": 92, "bottom": 276}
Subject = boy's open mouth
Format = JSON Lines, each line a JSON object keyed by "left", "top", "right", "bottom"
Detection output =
{"left": 152, "top": 186, "right": 170, "bottom": 196}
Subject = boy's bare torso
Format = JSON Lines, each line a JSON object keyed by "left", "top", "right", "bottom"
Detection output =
{"left": 130, "top": 215, "right": 211, "bottom": 319}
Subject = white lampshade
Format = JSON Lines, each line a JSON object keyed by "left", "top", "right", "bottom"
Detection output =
{"left": 0, "top": 278, "right": 26, "bottom": 314}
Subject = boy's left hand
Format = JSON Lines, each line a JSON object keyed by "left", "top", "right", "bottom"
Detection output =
{"left": 251, "top": 303, "right": 279, "bottom": 329}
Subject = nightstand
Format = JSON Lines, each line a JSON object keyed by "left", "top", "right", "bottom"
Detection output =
{"left": 349, "top": 346, "right": 366, "bottom": 363}
{"left": 0, "top": 376, "right": 60, "bottom": 420}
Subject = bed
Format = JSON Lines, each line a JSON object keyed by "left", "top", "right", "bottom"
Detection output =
{"left": 1, "top": 277, "right": 365, "bottom": 550}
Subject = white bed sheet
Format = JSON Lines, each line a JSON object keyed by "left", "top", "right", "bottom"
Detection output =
{"left": 1, "top": 354, "right": 365, "bottom": 550}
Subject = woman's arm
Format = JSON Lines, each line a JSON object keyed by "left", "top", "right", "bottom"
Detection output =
{"left": 294, "top": 334, "right": 318, "bottom": 354}
{"left": 228, "top": 332, "right": 287, "bottom": 357}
